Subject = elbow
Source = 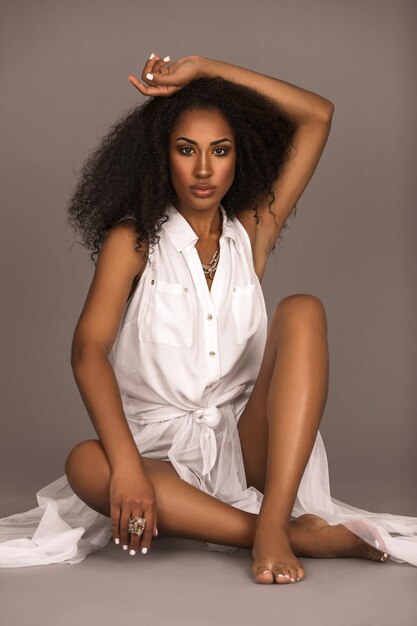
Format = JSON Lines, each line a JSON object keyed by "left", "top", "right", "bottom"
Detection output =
{"left": 70, "top": 340, "right": 108, "bottom": 370}
{"left": 320, "top": 100, "right": 335, "bottom": 122}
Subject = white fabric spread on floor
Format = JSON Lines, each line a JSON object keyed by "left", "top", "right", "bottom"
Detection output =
{"left": 1, "top": 415, "right": 417, "bottom": 567}
{"left": 1, "top": 203, "right": 416, "bottom": 567}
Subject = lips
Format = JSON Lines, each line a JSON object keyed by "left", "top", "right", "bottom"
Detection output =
{"left": 190, "top": 185, "right": 216, "bottom": 189}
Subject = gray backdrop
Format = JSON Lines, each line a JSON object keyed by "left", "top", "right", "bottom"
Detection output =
{"left": 1, "top": 0, "right": 416, "bottom": 519}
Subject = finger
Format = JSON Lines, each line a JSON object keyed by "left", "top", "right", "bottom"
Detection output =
{"left": 120, "top": 505, "right": 131, "bottom": 551}
{"left": 143, "top": 69, "right": 175, "bottom": 86}
{"left": 139, "top": 507, "right": 155, "bottom": 554}
{"left": 152, "top": 54, "right": 171, "bottom": 73}
{"left": 128, "top": 74, "right": 145, "bottom": 91}
{"left": 111, "top": 503, "right": 121, "bottom": 546}
{"left": 127, "top": 510, "right": 146, "bottom": 555}
{"left": 141, "top": 52, "right": 162, "bottom": 86}
{"left": 127, "top": 76, "right": 179, "bottom": 98}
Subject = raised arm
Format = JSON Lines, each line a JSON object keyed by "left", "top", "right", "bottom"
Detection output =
{"left": 129, "top": 53, "right": 334, "bottom": 280}
{"left": 197, "top": 55, "right": 334, "bottom": 279}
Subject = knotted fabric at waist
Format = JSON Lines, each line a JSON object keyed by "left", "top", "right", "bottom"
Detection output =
{"left": 125, "top": 401, "right": 236, "bottom": 481}
{"left": 189, "top": 405, "right": 223, "bottom": 429}
{"left": 189, "top": 405, "right": 224, "bottom": 479}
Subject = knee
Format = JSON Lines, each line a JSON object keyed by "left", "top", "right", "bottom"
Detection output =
{"left": 274, "top": 294, "right": 328, "bottom": 332}
{"left": 64, "top": 439, "right": 102, "bottom": 482}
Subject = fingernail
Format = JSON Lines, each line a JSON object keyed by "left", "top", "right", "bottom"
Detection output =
{"left": 146, "top": 73, "right": 153, "bottom": 81}
{"left": 149, "top": 52, "right": 155, "bottom": 60}
{"left": 163, "top": 55, "right": 170, "bottom": 62}
{"left": 122, "top": 544, "right": 128, "bottom": 551}
{"left": 129, "top": 549, "right": 136, "bottom": 556}
{"left": 141, "top": 547, "right": 148, "bottom": 554}
{"left": 114, "top": 538, "right": 120, "bottom": 545}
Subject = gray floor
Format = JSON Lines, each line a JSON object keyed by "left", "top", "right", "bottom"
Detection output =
{"left": 1, "top": 475, "right": 416, "bottom": 626}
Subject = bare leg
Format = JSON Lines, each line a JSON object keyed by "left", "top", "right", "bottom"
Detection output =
{"left": 65, "top": 439, "right": 389, "bottom": 580}
{"left": 237, "top": 295, "right": 367, "bottom": 584}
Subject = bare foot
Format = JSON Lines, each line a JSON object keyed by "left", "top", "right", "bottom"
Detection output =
{"left": 291, "top": 514, "right": 391, "bottom": 561}
{"left": 252, "top": 513, "right": 391, "bottom": 585}
{"left": 252, "top": 515, "right": 304, "bottom": 585}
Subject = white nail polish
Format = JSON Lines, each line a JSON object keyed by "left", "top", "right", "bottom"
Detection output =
{"left": 146, "top": 73, "right": 153, "bottom": 81}
{"left": 163, "top": 55, "right": 170, "bottom": 61}
{"left": 291, "top": 577, "right": 295, "bottom": 583}
{"left": 114, "top": 537, "right": 120, "bottom": 545}
{"left": 122, "top": 544, "right": 128, "bottom": 551}
{"left": 277, "top": 574, "right": 285, "bottom": 578}
{"left": 375, "top": 539, "right": 380, "bottom": 549}
{"left": 383, "top": 552, "right": 388, "bottom": 559}
{"left": 149, "top": 52, "right": 155, "bottom": 60}
{"left": 141, "top": 547, "right": 148, "bottom": 554}
{"left": 129, "top": 549, "right": 136, "bottom": 556}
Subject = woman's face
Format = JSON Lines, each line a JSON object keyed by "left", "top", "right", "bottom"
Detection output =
{"left": 168, "top": 108, "right": 236, "bottom": 214}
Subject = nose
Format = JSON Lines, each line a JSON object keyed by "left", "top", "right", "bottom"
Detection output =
{"left": 194, "top": 152, "right": 213, "bottom": 178}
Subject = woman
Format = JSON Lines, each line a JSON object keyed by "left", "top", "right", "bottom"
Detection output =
{"left": 1, "top": 54, "right": 416, "bottom": 581}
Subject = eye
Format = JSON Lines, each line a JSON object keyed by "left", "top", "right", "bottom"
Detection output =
{"left": 177, "top": 146, "right": 230, "bottom": 156}
{"left": 178, "top": 146, "right": 194, "bottom": 155}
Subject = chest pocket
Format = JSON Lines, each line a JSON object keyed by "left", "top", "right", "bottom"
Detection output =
{"left": 231, "top": 282, "right": 263, "bottom": 345}
{"left": 139, "top": 279, "right": 194, "bottom": 348}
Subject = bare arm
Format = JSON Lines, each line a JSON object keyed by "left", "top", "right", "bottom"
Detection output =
{"left": 129, "top": 53, "right": 333, "bottom": 277}
{"left": 197, "top": 56, "right": 334, "bottom": 277}
{"left": 71, "top": 223, "right": 146, "bottom": 474}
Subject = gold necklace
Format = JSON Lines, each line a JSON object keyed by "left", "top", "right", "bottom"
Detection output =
{"left": 201, "top": 247, "right": 220, "bottom": 280}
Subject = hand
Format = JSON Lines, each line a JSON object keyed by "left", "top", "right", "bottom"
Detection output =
{"left": 128, "top": 53, "right": 202, "bottom": 97}
{"left": 110, "top": 466, "right": 158, "bottom": 556}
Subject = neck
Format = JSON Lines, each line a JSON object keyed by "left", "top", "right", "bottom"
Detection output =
{"left": 174, "top": 203, "right": 223, "bottom": 241}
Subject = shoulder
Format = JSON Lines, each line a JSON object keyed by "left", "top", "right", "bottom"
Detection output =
{"left": 102, "top": 220, "right": 148, "bottom": 280}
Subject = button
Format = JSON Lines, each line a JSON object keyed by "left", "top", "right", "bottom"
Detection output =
{"left": 207, "top": 313, "right": 213, "bottom": 320}
{"left": 151, "top": 279, "right": 155, "bottom": 285}
{"left": 184, "top": 287, "right": 189, "bottom": 293}
{"left": 209, "top": 351, "right": 216, "bottom": 356}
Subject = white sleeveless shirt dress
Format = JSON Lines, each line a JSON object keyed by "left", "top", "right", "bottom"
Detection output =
{"left": 1, "top": 203, "right": 417, "bottom": 567}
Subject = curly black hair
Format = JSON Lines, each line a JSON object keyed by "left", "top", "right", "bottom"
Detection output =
{"left": 67, "top": 75, "right": 297, "bottom": 265}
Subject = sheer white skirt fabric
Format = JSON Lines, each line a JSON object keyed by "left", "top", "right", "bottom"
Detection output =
{"left": 1, "top": 401, "right": 417, "bottom": 567}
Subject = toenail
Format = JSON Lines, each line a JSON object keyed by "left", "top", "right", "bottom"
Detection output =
{"left": 284, "top": 574, "right": 291, "bottom": 579}
{"left": 277, "top": 574, "right": 285, "bottom": 578}
{"left": 383, "top": 553, "right": 388, "bottom": 559}
{"left": 261, "top": 570, "right": 271, "bottom": 574}
{"left": 291, "top": 577, "right": 295, "bottom": 582}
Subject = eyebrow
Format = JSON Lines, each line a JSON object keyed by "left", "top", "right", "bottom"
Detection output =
{"left": 175, "top": 136, "right": 233, "bottom": 146}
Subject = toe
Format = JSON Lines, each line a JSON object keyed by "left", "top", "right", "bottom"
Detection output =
{"left": 289, "top": 567, "right": 298, "bottom": 583}
{"left": 272, "top": 565, "right": 292, "bottom": 584}
{"left": 296, "top": 566, "right": 305, "bottom": 582}
{"left": 254, "top": 566, "right": 274, "bottom": 584}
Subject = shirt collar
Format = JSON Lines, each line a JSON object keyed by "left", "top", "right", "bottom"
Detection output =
{"left": 163, "top": 203, "right": 239, "bottom": 254}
